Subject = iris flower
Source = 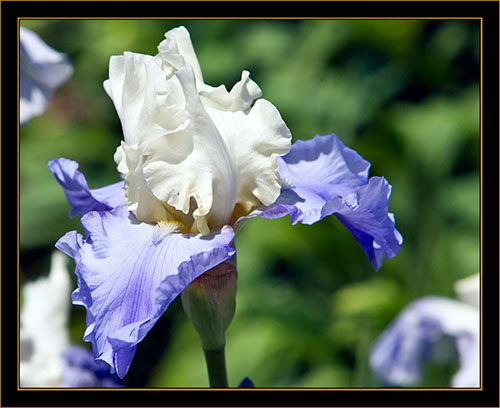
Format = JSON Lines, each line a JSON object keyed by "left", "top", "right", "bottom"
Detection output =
{"left": 20, "top": 251, "right": 122, "bottom": 387}
{"left": 19, "top": 26, "right": 73, "bottom": 125}
{"left": 369, "top": 274, "right": 480, "bottom": 388}
{"left": 50, "top": 26, "right": 402, "bottom": 379}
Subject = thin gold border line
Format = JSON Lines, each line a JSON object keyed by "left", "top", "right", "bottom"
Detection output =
{"left": 6, "top": 0, "right": 500, "bottom": 1}
{"left": 17, "top": 16, "right": 484, "bottom": 392}
{"left": 479, "top": 15, "right": 483, "bottom": 391}
{"left": 0, "top": 22, "right": 2, "bottom": 408}
{"left": 17, "top": 387, "right": 483, "bottom": 391}
{"left": 17, "top": 16, "right": 21, "bottom": 393}
{"left": 17, "top": 16, "right": 484, "bottom": 20}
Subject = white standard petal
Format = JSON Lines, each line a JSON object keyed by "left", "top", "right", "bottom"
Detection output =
{"left": 103, "top": 52, "right": 188, "bottom": 146}
{"left": 142, "top": 66, "right": 237, "bottom": 234}
{"left": 206, "top": 98, "right": 292, "bottom": 217}
{"left": 105, "top": 26, "right": 292, "bottom": 234}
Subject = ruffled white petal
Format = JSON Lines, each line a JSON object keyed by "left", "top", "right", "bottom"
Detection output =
{"left": 104, "top": 26, "right": 291, "bottom": 233}
{"left": 103, "top": 52, "right": 188, "bottom": 146}
{"left": 206, "top": 98, "right": 291, "bottom": 215}
{"left": 142, "top": 66, "right": 237, "bottom": 234}
{"left": 113, "top": 142, "right": 171, "bottom": 223}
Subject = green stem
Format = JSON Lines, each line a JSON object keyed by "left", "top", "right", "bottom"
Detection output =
{"left": 203, "top": 347, "right": 228, "bottom": 388}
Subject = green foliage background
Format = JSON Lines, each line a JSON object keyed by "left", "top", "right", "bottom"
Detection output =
{"left": 19, "top": 19, "right": 480, "bottom": 388}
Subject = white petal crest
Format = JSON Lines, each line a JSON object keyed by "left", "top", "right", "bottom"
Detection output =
{"left": 200, "top": 70, "right": 262, "bottom": 112}
{"left": 157, "top": 26, "right": 203, "bottom": 81}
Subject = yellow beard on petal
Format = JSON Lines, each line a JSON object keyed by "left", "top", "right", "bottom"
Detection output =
{"left": 152, "top": 220, "right": 190, "bottom": 244}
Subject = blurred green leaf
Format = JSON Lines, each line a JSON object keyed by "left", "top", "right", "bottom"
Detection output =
{"left": 331, "top": 278, "right": 404, "bottom": 318}
{"left": 389, "top": 86, "right": 479, "bottom": 175}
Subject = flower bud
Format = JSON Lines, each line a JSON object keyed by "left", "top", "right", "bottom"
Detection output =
{"left": 181, "top": 259, "right": 238, "bottom": 351}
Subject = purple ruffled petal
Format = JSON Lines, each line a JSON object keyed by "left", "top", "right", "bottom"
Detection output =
{"left": 330, "top": 177, "right": 403, "bottom": 270}
{"left": 56, "top": 205, "right": 235, "bottom": 379}
{"left": 247, "top": 134, "right": 402, "bottom": 271}
{"left": 369, "top": 296, "right": 479, "bottom": 388}
{"left": 48, "top": 158, "right": 125, "bottom": 217}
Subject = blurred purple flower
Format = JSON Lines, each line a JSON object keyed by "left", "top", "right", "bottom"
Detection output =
{"left": 19, "top": 26, "right": 73, "bottom": 124}
{"left": 369, "top": 275, "right": 480, "bottom": 388}
{"left": 20, "top": 251, "right": 122, "bottom": 387}
{"left": 238, "top": 377, "right": 255, "bottom": 388}
{"left": 49, "top": 26, "right": 401, "bottom": 380}
{"left": 61, "top": 346, "right": 124, "bottom": 388}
